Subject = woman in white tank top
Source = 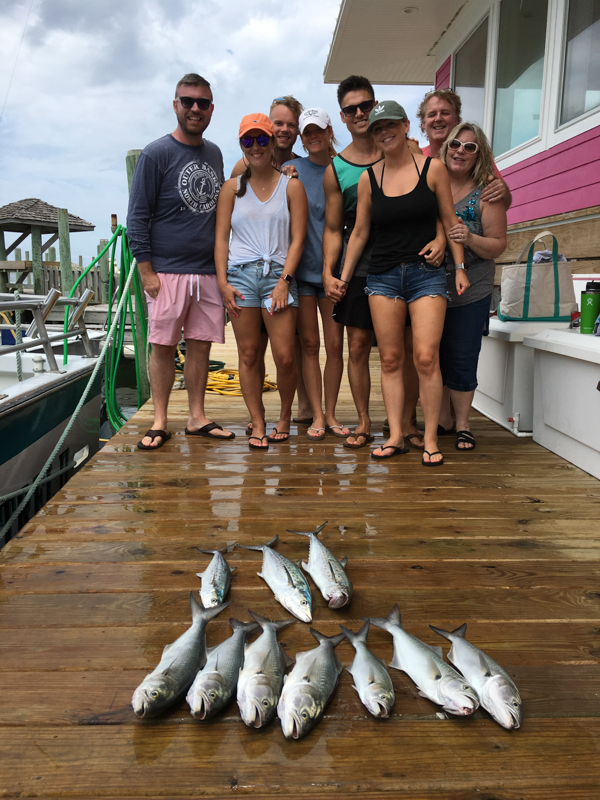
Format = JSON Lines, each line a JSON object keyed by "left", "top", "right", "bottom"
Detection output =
{"left": 215, "top": 113, "right": 308, "bottom": 450}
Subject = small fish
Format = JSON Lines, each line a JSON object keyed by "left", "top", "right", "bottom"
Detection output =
{"left": 369, "top": 605, "right": 479, "bottom": 717}
{"left": 277, "top": 628, "right": 345, "bottom": 739}
{"left": 186, "top": 617, "right": 258, "bottom": 720}
{"left": 237, "top": 610, "right": 295, "bottom": 729}
{"left": 196, "top": 544, "right": 236, "bottom": 607}
{"left": 340, "top": 620, "right": 395, "bottom": 718}
{"left": 430, "top": 623, "right": 522, "bottom": 730}
{"left": 237, "top": 535, "right": 312, "bottom": 623}
{"left": 132, "top": 593, "right": 230, "bottom": 718}
{"left": 287, "top": 521, "right": 352, "bottom": 609}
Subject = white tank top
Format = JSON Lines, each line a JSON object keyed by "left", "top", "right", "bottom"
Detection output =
{"left": 228, "top": 172, "right": 291, "bottom": 268}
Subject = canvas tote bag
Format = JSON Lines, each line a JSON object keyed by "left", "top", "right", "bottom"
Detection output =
{"left": 498, "top": 230, "right": 576, "bottom": 322}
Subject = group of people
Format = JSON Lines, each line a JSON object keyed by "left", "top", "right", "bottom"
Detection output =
{"left": 127, "top": 72, "right": 509, "bottom": 465}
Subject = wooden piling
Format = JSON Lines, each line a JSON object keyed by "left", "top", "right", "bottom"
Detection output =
{"left": 57, "top": 210, "right": 73, "bottom": 295}
{"left": 98, "top": 240, "right": 109, "bottom": 303}
{"left": 0, "top": 231, "right": 7, "bottom": 292}
{"left": 30, "top": 225, "right": 44, "bottom": 295}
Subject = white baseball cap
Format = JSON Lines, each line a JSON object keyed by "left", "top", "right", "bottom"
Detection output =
{"left": 298, "top": 107, "right": 332, "bottom": 134}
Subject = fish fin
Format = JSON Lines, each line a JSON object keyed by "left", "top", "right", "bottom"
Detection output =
{"left": 368, "top": 604, "right": 402, "bottom": 633}
{"left": 230, "top": 566, "right": 237, "bottom": 574}
{"left": 429, "top": 624, "right": 452, "bottom": 641}
{"left": 339, "top": 556, "right": 348, "bottom": 567}
{"left": 197, "top": 547, "right": 225, "bottom": 555}
{"left": 377, "top": 656, "right": 387, "bottom": 668}
{"left": 257, "top": 571, "right": 265, "bottom": 580}
{"left": 195, "top": 571, "right": 205, "bottom": 579}
{"left": 295, "top": 559, "right": 302, "bottom": 567}
{"left": 226, "top": 542, "right": 236, "bottom": 553}
{"left": 309, "top": 628, "right": 345, "bottom": 647}
{"left": 426, "top": 659, "right": 443, "bottom": 681}
{"left": 422, "top": 642, "right": 444, "bottom": 659}
{"left": 286, "top": 521, "right": 328, "bottom": 537}
{"left": 282, "top": 563, "right": 297, "bottom": 587}
{"left": 339, "top": 620, "right": 369, "bottom": 647}
{"left": 229, "top": 618, "right": 259, "bottom": 635}
{"left": 248, "top": 609, "right": 295, "bottom": 633}
{"left": 301, "top": 561, "right": 309, "bottom": 571}
{"left": 280, "top": 644, "right": 294, "bottom": 668}
{"left": 389, "top": 652, "right": 403, "bottom": 671}
{"left": 236, "top": 535, "right": 278, "bottom": 552}
{"left": 452, "top": 622, "right": 467, "bottom": 638}
{"left": 351, "top": 684, "right": 359, "bottom": 694}
{"left": 417, "top": 689, "right": 430, "bottom": 699}
{"left": 162, "top": 642, "right": 173, "bottom": 656}
{"left": 478, "top": 651, "right": 492, "bottom": 677}
{"left": 189, "top": 591, "right": 231, "bottom": 622}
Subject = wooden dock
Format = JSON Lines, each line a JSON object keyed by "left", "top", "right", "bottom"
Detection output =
{"left": 2, "top": 330, "right": 600, "bottom": 798}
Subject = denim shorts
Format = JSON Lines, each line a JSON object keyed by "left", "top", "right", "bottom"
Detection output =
{"left": 296, "top": 277, "right": 326, "bottom": 299}
{"left": 226, "top": 260, "right": 298, "bottom": 308}
{"left": 439, "top": 294, "right": 491, "bottom": 392}
{"left": 366, "top": 261, "right": 448, "bottom": 304}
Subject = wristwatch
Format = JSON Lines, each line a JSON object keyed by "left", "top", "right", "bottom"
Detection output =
{"left": 451, "top": 262, "right": 466, "bottom": 271}
{"left": 280, "top": 274, "right": 292, "bottom": 284}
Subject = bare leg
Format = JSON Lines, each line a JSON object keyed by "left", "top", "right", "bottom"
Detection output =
{"left": 402, "top": 325, "right": 423, "bottom": 448}
{"left": 409, "top": 295, "right": 447, "bottom": 464}
{"left": 295, "top": 335, "right": 312, "bottom": 420}
{"left": 319, "top": 297, "right": 349, "bottom": 435}
{"left": 344, "top": 325, "right": 372, "bottom": 444}
{"left": 185, "top": 339, "right": 233, "bottom": 437}
{"left": 438, "top": 385, "right": 454, "bottom": 431}
{"left": 263, "top": 307, "right": 297, "bottom": 439}
{"left": 297, "top": 295, "right": 326, "bottom": 437}
{"left": 450, "top": 388, "right": 476, "bottom": 448}
{"left": 368, "top": 295, "right": 408, "bottom": 456}
{"left": 247, "top": 332, "right": 268, "bottom": 433}
{"left": 231, "top": 308, "right": 268, "bottom": 446}
{"left": 140, "top": 342, "right": 177, "bottom": 447}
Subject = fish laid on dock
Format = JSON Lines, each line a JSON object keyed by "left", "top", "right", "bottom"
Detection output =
{"left": 186, "top": 618, "right": 258, "bottom": 720}
{"left": 430, "top": 623, "right": 522, "bottom": 729}
{"left": 132, "top": 593, "right": 230, "bottom": 718}
{"left": 340, "top": 620, "right": 395, "bottom": 718}
{"left": 287, "top": 521, "right": 353, "bottom": 609}
{"left": 237, "top": 535, "right": 312, "bottom": 622}
{"left": 196, "top": 544, "right": 236, "bottom": 607}
{"left": 237, "top": 610, "right": 295, "bottom": 729}
{"left": 277, "top": 628, "right": 345, "bottom": 739}
{"left": 369, "top": 605, "right": 479, "bottom": 717}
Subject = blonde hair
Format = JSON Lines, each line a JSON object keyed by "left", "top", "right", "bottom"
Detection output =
{"left": 300, "top": 125, "right": 340, "bottom": 158}
{"left": 417, "top": 89, "right": 461, "bottom": 134}
{"left": 269, "top": 95, "right": 304, "bottom": 120}
{"left": 440, "top": 122, "right": 495, "bottom": 189}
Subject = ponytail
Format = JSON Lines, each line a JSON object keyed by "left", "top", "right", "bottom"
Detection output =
{"left": 235, "top": 163, "right": 251, "bottom": 198}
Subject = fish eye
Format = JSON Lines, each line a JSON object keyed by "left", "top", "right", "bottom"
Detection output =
{"left": 262, "top": 700, "right": 270, "bottom": 707}
{"left": 301, "top": 711, "right": 308, "bottom": 720}
{"left": 513, "top": 701, "right": 520, "bottom": 707}
{"left": 150, "top": 690, "right": 159, "bottom": 699}
{"left": 209, "top": 692, "right": 216, "bottom": 700}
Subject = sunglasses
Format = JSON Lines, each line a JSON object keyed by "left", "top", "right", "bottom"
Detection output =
{"left": 341, "top": 99, "right": 375, "bottom": 117}
{"left": 177, "top": 96, "right": 212, "bottom": 110}
{"left": 240, "top": 134, "right": 271, "bottom": 148}
{"left": 448, "top": 139, "right": 479, "bottom": 154}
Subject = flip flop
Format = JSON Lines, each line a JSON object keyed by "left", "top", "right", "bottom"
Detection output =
{"left": 455, "top": 430, "right": 476, "bottom": 450}
{"left": 292, "top": 417, "right": 313, "bottom": 425}
{"left": 405, "top": 432, "right": 425, "bottom": 450}
{"left": 137, "top": 429, "right": 171, "bottom": 451}
{"left": 325, "top": 424, "right": 350, "bottom": 438}
{"left": 371, "top": 444, "right": 409, "bottom": 460}
{"left": 185, "top": 422, "right": 235, "bottom": 440}
{"left": 437, "top": 424, "right": 456, "bottom": 436}
{"left": 249, "top": 436, "right": 269, "bottom": 450}
{"left": 306, "top": 426, "right": 326, "bottom": 441}
{"left": 343, "top": 432, "right": 374, "bottom": 450}
{"left": 267, "top": 427, "right": 290, "bottom": 443}
{"left": 422, "top": 450, "right": 444, "bottom": 467}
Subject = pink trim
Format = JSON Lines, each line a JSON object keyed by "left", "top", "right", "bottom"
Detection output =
{"left": 435, "top": 57, "right": 451, "bottom": 90}
{"left": 503, "top": 126, "right": 600, "bottom": 225}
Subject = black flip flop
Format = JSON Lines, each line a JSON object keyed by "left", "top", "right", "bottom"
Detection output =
{"left": 371, "top": 444, "right": 409, "bottom": 460}
{"left": 185, "top": 422, "right": 235, "bottom": 440}
{"left": 422, "top": 450, "right": 444, "bottom": 466}
{"left": 343, "top": 432, "right": 374, "bottom": 450}
{"left": 137, "top": 429, "right": 171, "bottom": 450}
{"left": 267, "top": 427, "right": 290, "bottom": 443}
{"left": 455, "top": 430, "right": 476, "bottom": 450}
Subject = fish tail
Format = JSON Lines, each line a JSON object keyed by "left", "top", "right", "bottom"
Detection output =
{"left": 340, "top": 620, "right": 369, "bottom": 646}
{"left": 248, "top": 609, "right": 295, "bottom": 631}
{"left": 236, "top": 535, "right": 278, "bottom": 551}
{"left": 309, "top": 627, "right": 345, "bottom": 647}
{"left": 286, "top": 521, "right": 328, "bottom": 537}
{"left": 430, "top": 623, "right": 467, "bottom": 640}
{"left": 189, "top": 591, "right": 231, "bottom": 621}
{"left": 229, "top": 618, "right": 260, "bottom": 635}
{"left": 367, "top": 604, "right": 402, "bottom": 632}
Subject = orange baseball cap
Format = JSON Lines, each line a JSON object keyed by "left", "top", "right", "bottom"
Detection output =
{"left": 239, "top": 113, "right": 273, "bottom": 138}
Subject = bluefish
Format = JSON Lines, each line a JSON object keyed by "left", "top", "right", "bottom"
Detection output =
{"left": 287, "top": 521, "right": 352, "bottom": 609}
{"left": 340, "top": 620, "right": 395, "bottom": 718}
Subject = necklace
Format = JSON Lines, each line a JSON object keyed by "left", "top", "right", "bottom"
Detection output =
{"left": 452, "top": 177, "right": 473, "bottom": 200}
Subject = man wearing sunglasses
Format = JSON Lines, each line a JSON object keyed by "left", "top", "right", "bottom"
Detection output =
{"left": 128, "top": 73, "right": 234, "bottom": 450}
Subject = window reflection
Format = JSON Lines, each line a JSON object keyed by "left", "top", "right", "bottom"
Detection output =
{"left": 454, "top": 18, "right": 488, "bottom": 127}
{"left": 560, "top": 0, "right": 600, "bottom": 125}
{"left": 493, "top": 0, "right": 549, "bottom": 155}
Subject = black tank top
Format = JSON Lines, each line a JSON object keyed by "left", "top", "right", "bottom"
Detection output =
{"left": 368, "top": 156, "right": 439, "bottom": 274}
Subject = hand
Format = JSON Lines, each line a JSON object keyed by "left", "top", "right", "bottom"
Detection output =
{"left": 480, "top": 176, "right": 509, "bottom": 204}
{"left": 269, "top": 280, "right": 290, "bottom": 313}
{"left": 323, "top": 273, "right": 347, "bottom": 304}
{"left": 138, "top": 265, "right": 161, "bottom": 299}
{"left": 455, "top": 269, "right": 470, "bottom": 296}
{"left": 407, "top": 137, "right": 423, "bottom": 155}
{"left": 420, "top": 237, "right": 445, "bottom": 267}
{"left": 220, "top": 283, "right": 244, "bottom": 318}
{"left": 281, "top": 164, "right": 298, "bottom": 179}
{"left": 448, "top": 221, "right": 471, "bottom": 247}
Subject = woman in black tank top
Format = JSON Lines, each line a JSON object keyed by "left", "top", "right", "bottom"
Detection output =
{"left": 340, "top": 101, "right": 468, "bottom": 465}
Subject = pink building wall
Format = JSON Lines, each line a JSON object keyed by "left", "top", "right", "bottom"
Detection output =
{"left": 503, "top": 126, "right": 600, "bottom": 225}
{"left": 435, "top": 57, "right": 451, "bottom": 89}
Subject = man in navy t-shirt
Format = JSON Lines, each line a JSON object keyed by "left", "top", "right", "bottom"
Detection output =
{"left": 128, "top": 73, "right": 234, "bottom": 450}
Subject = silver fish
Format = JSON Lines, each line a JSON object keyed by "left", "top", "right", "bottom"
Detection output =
{"left": 196, "top": 544, "right": 236, "bottom": 607}
{"left": 287, "top": 521, "right": 352, "bottom": 609}
{"left": 277, "top": 628, "right": 345, "bottom": 739}
{"left": 430, "top": 623, "right": 522, "bottom": 729}
{"left": 369, "top": 605, "right": 479, "bottom": 717}
{"left": 237, "top": 535, "right": 312, "bottom": 623}
{"left": 132, "top": 593, "right": 230, "bottom": 718}
{"left": 340, "top": 620, "right": 395, "bottom": 718}
{"left": 186, "top": 617, "right": 258, "bottom": 720}
{"left": 237, "top": 610, "right": 295, "bottom": 729}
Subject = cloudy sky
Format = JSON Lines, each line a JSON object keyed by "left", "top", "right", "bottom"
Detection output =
{"left": 0, "top": 0, "right": 432, "bottom": 264}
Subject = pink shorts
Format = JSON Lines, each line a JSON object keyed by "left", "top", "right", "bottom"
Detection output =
{"left": 146, "top": 273, "right": 225, "bottom": 346}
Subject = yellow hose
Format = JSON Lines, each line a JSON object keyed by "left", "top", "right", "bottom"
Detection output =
{"left": 206, "top": 368, "right": 277, "bottom": 395}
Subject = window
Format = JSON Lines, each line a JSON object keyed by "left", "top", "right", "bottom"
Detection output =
{"left": 454, "top": 18, "right": 488, "bottom": 127}
{"left": 560, "top": 0, "right": 600, "bottom": 125}
{"left": 492, "top": 0, "right": 549, "bottom": 155}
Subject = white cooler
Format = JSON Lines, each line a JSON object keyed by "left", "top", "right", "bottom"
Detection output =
{"left": 473, "top": 318, "right": 570, "bottom": 435}
{"left": 523, "top": 329, "right": 600, "bottom": 479}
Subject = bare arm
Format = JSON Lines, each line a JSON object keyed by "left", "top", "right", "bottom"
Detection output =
{"left": 322, "top": 165, "right": 347, "bottom": 303}
{"left": 137, "top": 261, "right": 161, "bottom": 298}
{"left": 230, "top": 157, "right": 247, "bottom": 179}
{"left": 214, "top": 179, "right": 243, "bottom": 318}
{"left": 269, "top": 178, "right": 308, "bottom": 312}
{"left": 428, "top": 159, "right": 469, "bottom": 295}
{"left": 448, "top": 198, "right": 507, "bottom": 261}
{"left": 339, "top": 170, "right": 372, "bottom": 283}
{"left": 480, "top": 175, "right": 512, "bottom": 210}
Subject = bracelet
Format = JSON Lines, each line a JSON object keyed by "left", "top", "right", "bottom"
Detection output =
{"left": 339, "top": 278, "right": 350, "bottom": 284}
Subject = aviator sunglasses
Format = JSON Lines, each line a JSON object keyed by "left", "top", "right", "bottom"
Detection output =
{"left": 448, "top": 138, "right": 479, "bottom": 155}
{"left": 177, "top": 96, "right": 212, "bottom": 110}
{"left": 341, "top": 99, "right": 375, "bottom": 117}
{"left": 240, "top": 134, "right": 271, "bottom": 148}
